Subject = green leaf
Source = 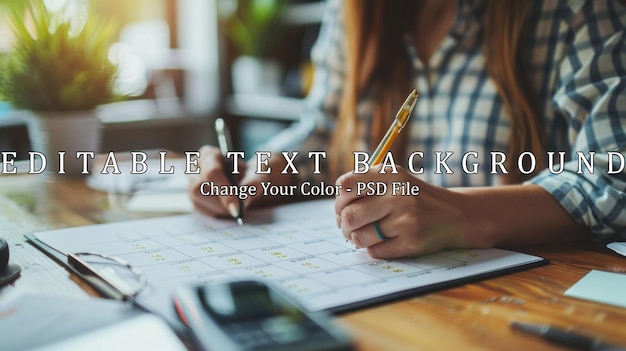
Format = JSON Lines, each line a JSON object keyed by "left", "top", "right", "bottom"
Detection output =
{"left": 222, "top": 0, "right": 286, "bottom": 57}
{"left": 0, "top": 0, "right": 122, "bottom": 111}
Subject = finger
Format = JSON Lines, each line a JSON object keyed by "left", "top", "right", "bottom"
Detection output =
{"left": 334, "top": 172, "right": 363, "bottom": 216}
{"left": 196, "top": 146, "right": 242, "bottom": 218}
{"left": 365, "top": 225, "right": 422, "bottom": 259}
{"left": 339, "top": 196, "right": 389, "bottom": 241}
{"left": 366, "top": 225, "right": 458, "bottom": 259}
{"left": 367, "top": 236, "right": 434, "bottom": 259}
{"left": 238, "top": 159, "right": 278, "bottom": 209}
{"left": 334, "top": 165, "right": 387, "bottom": 217}
{"left": 335, "top": 172, "right": 366, "bottom": 230}
{"left": 190, "top": 190, "right": 229, "bottom": 217}
{"left": 350, "top": 218, "right": 393, "bottom": 248}
{"left": 188, "top": 176, "right": 230, "bottom": 217}
{"left": 235, "top": 161, "right": 248, "bottom": 184}
{"left": 366, "top": 240, "right": 418, "bottom": 259}
{"left": 238, "top": 176, "right": 264, "bottom": 210}
{"left": 188, "top": 147, "right": 228, "bottom": 217}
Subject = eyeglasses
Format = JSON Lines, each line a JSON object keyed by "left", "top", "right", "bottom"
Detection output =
{"left": 67, "top": 252, "right": 147, "bottom": 302}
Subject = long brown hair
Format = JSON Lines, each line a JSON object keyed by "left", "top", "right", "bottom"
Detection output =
{"left": 330, "top": 0, "right": 544, "bottom": 184}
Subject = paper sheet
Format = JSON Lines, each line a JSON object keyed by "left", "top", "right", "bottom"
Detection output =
{"left": 86, "top": 158, "right": 188, "bottom": 194}
{"left": 30, "top": 199, "right": 544, "bottom": 312}
{"left": 124, "top": 191, "right": 193, "bottom": 213}
{"left": 565, "top": 270, "right": 626, "bottom": 309}
{"left": 607, "top": 242, "right": 626, "bottom": 258}
{"left": 0, "top": 295, "right": 186, "bottom": 351}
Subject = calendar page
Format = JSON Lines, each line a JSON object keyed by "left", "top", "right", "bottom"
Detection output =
{"left": 29, "top": 199, "right": 545, "bottom": 312}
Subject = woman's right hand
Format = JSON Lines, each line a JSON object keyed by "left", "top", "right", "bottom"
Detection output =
{"left": 188, "top": 145, "right": 252, "bottom": 218}
{"left": 188, "top": 145, "right": 296, "bottom": 218}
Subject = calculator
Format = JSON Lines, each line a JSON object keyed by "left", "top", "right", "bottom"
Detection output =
{"left": 172, "top": 280, "right": 354, "bottom": 351}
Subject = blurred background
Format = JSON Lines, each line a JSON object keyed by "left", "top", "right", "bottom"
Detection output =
{"left": 0, "top": 0, "right": 325, "bottom": 160}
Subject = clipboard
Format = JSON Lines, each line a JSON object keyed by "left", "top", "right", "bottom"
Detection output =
{"left": 25, "top": 199, "right": 548, "bottom": 313}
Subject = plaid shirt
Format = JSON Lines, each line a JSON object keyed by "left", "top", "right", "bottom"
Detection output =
{"left": 264, "top": 0, "right": 626, "bottom": 239}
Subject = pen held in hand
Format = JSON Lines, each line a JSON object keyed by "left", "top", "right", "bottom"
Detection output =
{"left": 215, "top": 117, "right": 244, "bottom": 226}
{"left": 369, "top": 89, "right": 419, "bottom": 166}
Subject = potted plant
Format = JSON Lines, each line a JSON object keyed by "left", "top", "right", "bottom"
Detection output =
{"left": 0, "top": 0, "right": 120, "bottom": 176}
{"left": 220, "top": 0, "right": 287, "bottom": 95}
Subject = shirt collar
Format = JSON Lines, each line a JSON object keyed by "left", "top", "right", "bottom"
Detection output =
{"left": 450, "top": 0, "right": 485, "bottom": 40}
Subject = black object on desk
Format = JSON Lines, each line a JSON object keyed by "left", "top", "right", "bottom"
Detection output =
{"left": 510, "top": 321, "right": 623, "bottom": 351}
{"left": 172, "top": 280, "right": 354, "bottom": 351}
{"left": 0, "top": 238, "right": 21, "bottom": 287}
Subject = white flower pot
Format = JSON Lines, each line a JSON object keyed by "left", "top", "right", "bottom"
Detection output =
{"left": 23, "top": 110, "right": 102, "bottom": 177}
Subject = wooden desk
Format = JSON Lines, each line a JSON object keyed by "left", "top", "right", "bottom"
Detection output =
{"left": 2, "top": 174, "right": 626, "bottom": 351}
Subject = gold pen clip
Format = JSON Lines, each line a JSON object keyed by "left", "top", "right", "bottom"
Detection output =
{"left": 396, "top": 89, "right": 419, "bottom": 129}
{"left": 369, "top": 89, "right": 420, "bottom": 166}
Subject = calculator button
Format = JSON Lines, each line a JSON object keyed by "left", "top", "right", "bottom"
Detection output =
{"left": 261, "top": 316, "right": 306, "bottom": 344}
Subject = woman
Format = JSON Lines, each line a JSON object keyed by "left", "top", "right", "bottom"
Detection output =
{"left": 190, "top": 0, "right": 626, "bottom": 258}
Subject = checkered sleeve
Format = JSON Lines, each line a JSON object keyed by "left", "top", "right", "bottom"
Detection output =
{"left": 529, "top": 0, "right": 626, "bottom": 239}
{"left": 260, "top": 0, "right": 344, "bottom": 183}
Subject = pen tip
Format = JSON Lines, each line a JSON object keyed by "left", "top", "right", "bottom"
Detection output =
{"left": 510, "top": 321, "right": 546, "bottom": 335}
{"left": 237, "top": 217, "right": 244, "bottom": 226}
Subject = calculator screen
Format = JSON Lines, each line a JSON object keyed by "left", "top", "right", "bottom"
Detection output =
{"left": 199, "top": 281, "right": 304, "bottom": 323}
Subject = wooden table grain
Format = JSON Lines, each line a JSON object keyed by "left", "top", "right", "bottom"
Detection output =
{"left": 1, "top": 174, "right": 625, "bottom": 351}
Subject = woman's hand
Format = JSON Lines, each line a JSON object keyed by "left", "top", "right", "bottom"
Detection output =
{"left": 188, "top": 145, "right": 297, "bottom": 218}
{"left": 334, "top": 165, "right": 475, "bottom": 258}
{"left": 188, "top": 145, "right": 251, "bottom": 218}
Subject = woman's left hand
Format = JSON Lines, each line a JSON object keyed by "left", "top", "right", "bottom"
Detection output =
{"left": 335, "top": 165, "right": 475, "bottom": 258}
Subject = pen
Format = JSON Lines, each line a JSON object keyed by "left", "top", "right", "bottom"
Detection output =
{"left": 510, "top": 321, "right": 620, "bottom": 350}
{"left": 215, "top": 117, "right": 244, "bottom": 226}
{"left": 368, "top": 89, "right": 419, "bottom": 166}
